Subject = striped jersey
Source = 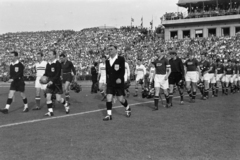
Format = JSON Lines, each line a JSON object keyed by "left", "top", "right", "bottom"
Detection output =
{"left": 35, "top": 61, "right": 48, "bottom": 77}
{"left": 135, "top": 64, "right": 146, "bottom": 79}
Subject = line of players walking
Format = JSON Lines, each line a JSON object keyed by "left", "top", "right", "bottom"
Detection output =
{"left": 1, "top": 47, "right": 239, "bottom": 121}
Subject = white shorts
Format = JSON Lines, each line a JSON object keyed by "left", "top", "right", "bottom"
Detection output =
{"left": 99, "top": 78, "right": 106, "bottom": 84}
{"left": 154, "top": 74, "right": 168, "bottom": 90}
{"left": 208, "top": 73, "right": 216, "bottom": 83}
{"left": 216, "top": 74, "right": 223, "bottom": 82}
{"left": 234, "top": 74, "right": 238, "bottom": 82}
{"left": 203, "top": 73, "right": 212, "bottom": 82}
{"left": 136, "top": 75, "right": 144, "bottom": 82}
{"left": 222, "top": 75, "right": 234, "bottom": 83}
{"left": 185, "top": 71, "right": 199, "bottom": 83}
{"left": 35, "top": 77, "right": 47, "bottom": 90}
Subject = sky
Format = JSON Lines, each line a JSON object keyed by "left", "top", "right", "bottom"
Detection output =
{"left": 0, "top": 0, "right": 186, "bottom": 34}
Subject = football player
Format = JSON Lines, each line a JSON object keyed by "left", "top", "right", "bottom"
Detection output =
{"left": 134, "top": 59, "right": 146, "bottom": 97}
{"left": 97, "top": 55, "right": 107, "bottom": 101}
{"left": 59, "top": 53, "right": 76, "bottom": 105}
{"left": 0, "top": 51, "right": 28, "bottom": 114}
{"left": 43, "top": 50, "right": 69, "bottom": 116}
{"left": 33, "top": 52, "right": 48, "bottom": 110}
{"left": 151, "top": 49, "right": 171, "bottom": 110}
{"left": 184, "top": 51, "right": 201, "bottom": 103}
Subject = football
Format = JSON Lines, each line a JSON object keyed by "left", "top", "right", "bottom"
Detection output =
{"left": 39, "top": 76, "right": 49, "bottom": 84}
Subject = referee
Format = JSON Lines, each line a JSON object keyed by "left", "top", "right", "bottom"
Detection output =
{"left": 168, "top": 50, "right": 185, "bottom": 106}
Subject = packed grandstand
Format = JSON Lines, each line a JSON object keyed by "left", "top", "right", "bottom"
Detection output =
{"left": 0, "top": 26, "right": 240, "bottom": 82}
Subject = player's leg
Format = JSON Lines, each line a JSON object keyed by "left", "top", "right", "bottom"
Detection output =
{"left": 185, "top": 72, "right": 194, "bottom": 100}
{"left": 117, "top": 94, "right": 131, "bottom": 117}
{"left": 33, "top": 88, "right": 41, "bottom": 110}
{"left": 0, "top": 90, "right": 16, "bottom": 114}
{"left": 20, "top": 92, "right": 29, "bottom": 112}
{"left": 168, "top": 74, "right": 174, "bottom": 106}
{"left": 45, "top": 93, "right": 54, "bottom": 116}
{"left": 161, "top": 77, "right": 170, "bottom": 108}
{"left": 64, "top": 81, "right": 71, "bottom": 104}
{"left": 153, "top": 75, "right": 161, "bottom": 111}
{"left": 55, "top": 93, "right": 69, "bottom": 114}
{"left": 103, "top": 91, "right": 113, "bottom": 121}
{"left": 134, "top": 79, "right": 139, "bottom": 97}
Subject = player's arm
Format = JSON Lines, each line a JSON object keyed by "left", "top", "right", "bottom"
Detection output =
{"left": 97, "top": 64, "right": 101, "bottom": 81}
{"left": 70, "top": 62, "right": 76, "bottom": 76}
{"left": 179, "top": 59, "right": 185, "bottom": 80}
{"left": 143, "top": 66, "right": 147, "bottom": 76}
{"left": 126, "top": 63, "right": 130, "bottom": 80}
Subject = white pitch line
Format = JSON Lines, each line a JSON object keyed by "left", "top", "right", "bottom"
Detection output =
{"left": 0, "top": 95, "right": 186, "bottom": 129}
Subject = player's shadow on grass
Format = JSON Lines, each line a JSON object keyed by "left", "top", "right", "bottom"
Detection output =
{"left": 9, "top": 101, "right": 35, "bottom": 113}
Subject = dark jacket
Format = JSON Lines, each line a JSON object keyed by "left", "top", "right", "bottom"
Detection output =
{"left": 91, "top": 66, "right": 98, "bottom": 82}
{"left": 106, "top": 55, "right": 125, "bottom": 88}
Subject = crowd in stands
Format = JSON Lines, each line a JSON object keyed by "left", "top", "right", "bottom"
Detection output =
{"left": 0, "top": 26, "right": 240, "bottom": 82}
{"left": 163, "top": 2, "right": 240, "bottom": 20}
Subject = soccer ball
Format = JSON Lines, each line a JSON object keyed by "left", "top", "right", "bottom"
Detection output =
{"left": 39, "top": 76, "right": 49, "bottom": 84}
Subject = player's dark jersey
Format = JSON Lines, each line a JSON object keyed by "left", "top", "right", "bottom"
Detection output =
{"left": 216, "top": 64, "right": 224, "bottom": 74}
{"left": 208, "top": 63, "right": 216, "bottom": 74}
{"left": 169, "top": 57, "right": 184, "bottom": 74}
{"left": 153, "top": 57, "right": 170, "bottom": 75}
{"left": 61, "top": 60, "right": 76, "bottom": 75}
{"left": 224, "top": 65, "right": 234, "bottom": 75}
{"left": 184, "top": 58, "right": 198, "bottom": 71}
{"left": 10, "top": 61, "right": 24, "bottom": 81}
{"left": 44, "top": 59, "right": 62, "bottom": 84}
{"left": 235, "top": 65, "right": 240, "bottom": 74}
{"left": 199, "top": 60, "right": 210, "bottom": 74}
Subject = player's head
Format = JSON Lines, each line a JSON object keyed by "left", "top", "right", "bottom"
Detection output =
{"left": 216, "top": 58, "right": 221, "bottom": 64}
{"left": 59, "top": 52, "right": 67, "bottom": 62}
{"left": 101, "top": 55, "right": 106, "bottom": 62}
{"left": 48, "top": 49, "right": 57, "bottom": 60}
{"left": 10, "top": 51, "right": 18, "bottom": 62}
{"left": 137, "top": 58, "right": 142, "bottom": 65}
{"left": 108, "top": 44, "right": 117, "bottom": 57}
{"left": 187, "top": 51, "right": 194, "bottom": 60}
{"left": 37, "top": 52, "right": 43, "bottom": 61}
{"left": 155, "top": 48, "right": 164, "bottom": 59}
{"left": 201, "top": 51, "right": 207, "bottom": 60}
{"left": 169, "top": 50, "right": 177, "bottom": 58}
{"left": 228, "top": 59, "right": 232, "bottom": 65}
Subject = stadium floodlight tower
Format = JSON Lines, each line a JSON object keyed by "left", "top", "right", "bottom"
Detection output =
{"left": 162, "top": 0, "right": 240, "bottom": 40}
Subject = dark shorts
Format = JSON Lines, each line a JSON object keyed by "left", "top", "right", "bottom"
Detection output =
{"left": 106, "top": 86, "right": 125, "bottom": 96}
{"left": 62, "top": 73, "right": 73, "bottom": 83}
{"left": 45, "top": 83, "right": 63, "bottom": 95}
{"left": 10, "top": 80, "right": 25, "bottom": 92}
{"left": 169, "top": 72, "right": 183, "bottom": 86}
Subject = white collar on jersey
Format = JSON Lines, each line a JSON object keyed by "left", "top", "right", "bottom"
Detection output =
{"left": 109, "top": 54, "right": 118, "bottom": 66}
{"left": 11, "top": 60, "right": 19, "bottom": 65}
{"left": 48, "top": 59, "right": 57, "bottom": 65}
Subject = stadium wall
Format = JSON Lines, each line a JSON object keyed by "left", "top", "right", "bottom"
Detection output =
{"left": 163, "top": 15, "right": 240, "bottom": 40}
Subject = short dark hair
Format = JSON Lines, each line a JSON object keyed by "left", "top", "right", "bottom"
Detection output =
{"left": 109, "top": 44, "right": 117, "bottom": 50}
{"left": 37, "top": 52, "right": 43, "bottom": 57}
{"left": 59, "top": 53, "right": 66, "bottom": 58}
{"left": 11, "top": 51, "right": 18, "bottom": 57}
{"left": 169, "top": 50, "right": 177, "bottom": 55}
{"left": 49, "top": 50, "right": 57, "bottom": 56}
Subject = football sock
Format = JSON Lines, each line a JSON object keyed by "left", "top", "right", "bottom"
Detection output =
{"left": 65, "top": 92, "right": 70, "bottom": 102}
{"left": 165, "top": 94, "right": 170, "bottom": 104}
{"left": 121, "top": 99, "right": 129, "bottom": 110}
{"left": 35, "top": 96, "right": 41, "bottom": 107}
{"left": 192, "top": 91, "right": 196, "bottom": 99}
{"left": 47, "top": 102, "right": 53, "bottom": 113}
{"left": 169, "top": 93, "right": 173, "bottom": 104}
{"left": 154, "top": 96, "right": 159, "bottom": 107}
{"left": 106, "top": 102, "right": 112, "bottom": 115}
{"left": 23, "top": 98, "right": 28, "bottom": 108}
{"left": 187, "top": 90, "right": 192, "bottom": 98}
{"left": 5, "top": 98, "right": 13, "bottom": 110}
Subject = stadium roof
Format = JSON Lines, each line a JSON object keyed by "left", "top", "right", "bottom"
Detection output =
{"left": 177, "top": 0, "right": 214, "bottom": 7}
